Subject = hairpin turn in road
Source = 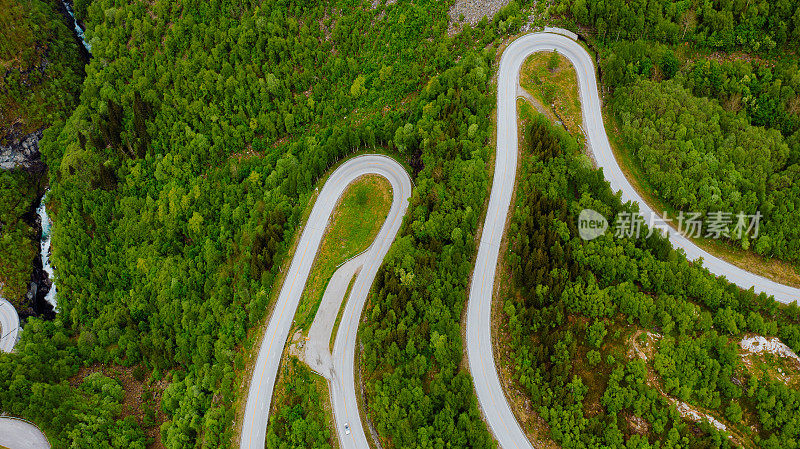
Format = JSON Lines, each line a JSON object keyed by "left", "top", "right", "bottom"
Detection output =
{"left": 466, "top": 30, "right": 800, "bottom": 449}
{"left": 240, "top": 154, "right": 411, "bottom": 449}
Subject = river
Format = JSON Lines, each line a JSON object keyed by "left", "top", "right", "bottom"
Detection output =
{"left": 34, "top": 1, "right": 93, "bottom": 311}
{"left": 36, "top": 193, "right": 56, "bottom": 310}
{"left": 61, "top": 0, "right": 91, "bottom": 53}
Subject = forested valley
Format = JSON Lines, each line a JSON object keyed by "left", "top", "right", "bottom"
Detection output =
{"left": 3, "top": 0, "right": 800, "bottom": 447}
{"left": 0, "top": 0, "right": 85, "bottom": 311}
{"left": 550, "top": 0, "right": 800, "bottom": 265}
{"left": 1, "top": 0, "right": 529, "bottom": 447}
{"left": 500, "top": 114, "right": 800, "bottom": 449}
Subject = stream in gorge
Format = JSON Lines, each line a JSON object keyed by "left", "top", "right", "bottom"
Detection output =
{"left": 30, "top": 0, "right": 92, "bottom": 315}
{"left": 0, "top": 0, "right": 92, "bottom": 340}
{"left": 61, "top": 0, "right": 91, "bottom": 53}
{"left": 36, "top": 193, "right": 56, "bottom": 310}
{"left": 36, "top": 0, "right": 93, "bottom": 312}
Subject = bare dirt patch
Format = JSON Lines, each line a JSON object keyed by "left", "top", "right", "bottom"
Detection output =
{"left": 624, "top": 412, "right": 651, "bottom": 436}
{"left": 626, "top": 332, "right": 752, "bottom": 445}
{"left": 627, "top": 329, "right": 661, "bottom": 362}
{"left": 70, "top": 364, "right": 168, "bottom": 448}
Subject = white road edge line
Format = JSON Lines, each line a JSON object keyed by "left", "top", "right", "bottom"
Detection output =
{"left": 467, "top": 30, "right": 800, "bottom": 449}
{"left": 0, "top": 298, "right": 20, "bottom": 353}
{"left": 241, "top": 154, "right": 411, "bottom": 449}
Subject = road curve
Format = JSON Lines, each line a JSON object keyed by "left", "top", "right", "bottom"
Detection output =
{"left": 0, "top": 416, "right": 50, "bottom": 449}
{"left": 304, "top": 254, "right": 365, "bottom": 380}
{"left": 241, "top": 154, "right": 411, "bottom": 449}
{"left": 0, "top": 297, "right": 20, "bottom": 353}
{"left": 330, "top": 157, "right": 411, "bottom": 449}
{"left": 468, "top": 31, "right": 800, "bottom": 449}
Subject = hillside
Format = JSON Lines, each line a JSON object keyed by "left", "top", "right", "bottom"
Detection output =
{"left": 0, "top": 0, "right": 85, "bottom": 313}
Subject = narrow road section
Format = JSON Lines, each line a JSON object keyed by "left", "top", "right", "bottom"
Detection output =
{"left": 330, "top": 160, "right": 411, "bottom": 449}
{"left": 241, "top": 154, "right": 411, "bottom": 449}
{"left": 0, "top": 298, "right": 20, "bottom": 353}
{"left": 468, "top": 31, "right": 800, "bottom": 449}
{"left": 0, "top": 417, "right": 50, "bottom": 449}
{"left": 304, "top": 254, "right": 365, "bottom": 379}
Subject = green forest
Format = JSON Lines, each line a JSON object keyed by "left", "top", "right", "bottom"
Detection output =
{"left": 612, "top": 78, "right": 800, "bottom": 261}
{"left": 500, "top": 1, "right": 800, "bottom": 446}
{"left": 0, "top": 0, "right": 85, "bottom": 309}
{"left": 551, "top": 0, "right": 800, "bottom": 265}
{"left": 0, "top": 0, "right": 85, "bottom": 137}
{"left": 2, "top": 0, "right": 800, "bottom": 447}
{"left": 0, "top": 169, "right": 43, "bottom": 307}
{"left": 501, "top": 115, "right": 800, "bottom": 448}
{"left": 1, "top": 0, "right": 527, "bottom": 447}
{"left": 553, "top": 0, "right": 800, "bottom": 52}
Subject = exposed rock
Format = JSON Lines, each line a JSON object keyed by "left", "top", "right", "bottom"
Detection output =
{"left": 740, "top": 335, "right": 800, "bottom": 367}
{"left": 287, "top": 330, "right": 305, "bottom": 359}
{"left": 674, "top": 400, "right": 728, "bottom": 433}
{"left": 625, "top": 413, "right": 651, "bottom": 436}
{"left": 0, "top": 128, "right": 46, "bottom": 172}
{"left": 449, "top": 0, "right": 513, "bottom": 28}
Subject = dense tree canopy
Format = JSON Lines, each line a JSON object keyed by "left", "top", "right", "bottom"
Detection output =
{"left": 556, "top": 3, "right": 800, "bottom": 265}
{"left": 553, "top": 0, "right": 800, "bottom": 52}
{"left": 0, "top": 0, "right": 85, "bottom": 309}
{"left": 0, "top": 319, "right": 146, "bottom": 447}
{"left": 0, "top": 0, "right": 85, "bottom": 137}
{"left": 613, "top": 79, "right": 800, "bottom": 261}
{"left": 3, "top": 0, "right": 799, "bottom": 447}
{"left": 3, "top": 0, "right": 530, "bottom": 447}
{"left": 501, "top": 115, "right": 800, "bottom": 449}
{"left": 0, "top": 169, "right": 43, "bottom": 307}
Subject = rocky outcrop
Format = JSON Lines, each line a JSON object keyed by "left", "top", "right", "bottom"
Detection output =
{"left": 0, "top": 128, "right": 46, "bottom": 172}
{"left": 0, "top": 126, "right": 53, "bottom": 318}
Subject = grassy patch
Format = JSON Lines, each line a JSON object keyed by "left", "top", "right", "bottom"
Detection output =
{"left": 267, "top": 356, "right": 337, "bottom": 449}
{"left": 517, "top": 98, "right": 536, "bottom": 147}
{"left": 741, "top": 350, "right": 800, "bottom": 389}
{"left": 519, "top": 51, "right": 585, "bottom": 145}
{"left": 294, "top": 175, "right": 392, "bottom": 332}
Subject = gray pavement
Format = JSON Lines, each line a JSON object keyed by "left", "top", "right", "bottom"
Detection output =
{"left": 0, "top": 298, "right": 20, "bottom": 353}
{"left": 467, "top": 30, "right": 800, "bottom": 449}
{"left": 0, "top": 417, "right": 49, "bottom": 449}
{"left": 304, "top": 254, "right": 365, "bottom": 379}
{"left": 240, "top": 154, "right": 411, "bottom": 449}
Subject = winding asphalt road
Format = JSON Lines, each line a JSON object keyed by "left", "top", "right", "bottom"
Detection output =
{"left": 0, "top": 417, "right": 50, "bottom": 449}
{"left": 0, "top": 297, "right": 20, "bottom": 353}
{"left": 329, "top": 156, "right": 410, "bottom": 449}
{"left": 467, "top": 31, "right": 800, "bottom": 449}
{"left": 304, "top": 254, "right": 365, "bottom": 380}
{"left": 240, "top": 154, "right": 411, "bottom": 449}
